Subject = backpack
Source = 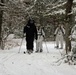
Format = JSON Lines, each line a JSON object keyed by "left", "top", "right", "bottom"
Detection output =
{"left": 56, "top": 27, "right": 64, "bottom": 35}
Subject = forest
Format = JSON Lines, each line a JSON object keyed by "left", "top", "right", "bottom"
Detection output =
{"left": 0, "top": 0, "right": 75, "bottom": 54}
{"left": 0, "top": 1, "right": 76, "bottom": 75}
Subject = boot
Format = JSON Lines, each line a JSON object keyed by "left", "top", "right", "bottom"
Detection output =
{"left": 55, "top": 46, "right": 59, "bottom": 48}
{"left": 35, "top": 50, "right": 39, "bottom": 53}
{"left": 26, "top": 50, "right": 31, "bottom": 54}
{"left": 60, "top": 47, "right": 63, "bottom": 49}
{"left": 40, "top": 49, "right": 43, "bottom": 52}
{"left": 30, "top": 50, "right": 33, "bottom": 53}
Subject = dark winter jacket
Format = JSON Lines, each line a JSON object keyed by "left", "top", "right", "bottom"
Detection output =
{"left": 23, "top": 19, "right": 38, "bottom": 41}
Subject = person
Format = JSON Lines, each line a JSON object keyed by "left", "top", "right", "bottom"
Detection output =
{"left": 35, "top": 26, "right": 45, "bottom": 52}
{"left": 54, "top": 24, "right": 65, "bottom": 49}
{"left": 23, "top": 18, "right": 38, "bottom": 54}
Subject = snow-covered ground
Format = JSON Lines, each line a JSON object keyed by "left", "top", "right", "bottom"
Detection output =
{"left": 0, "top": 39, "right": 76, "bottom": 75}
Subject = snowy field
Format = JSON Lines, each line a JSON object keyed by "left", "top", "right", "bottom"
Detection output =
{"left": 0, "top": 39, "right": 76, "bottom": 75}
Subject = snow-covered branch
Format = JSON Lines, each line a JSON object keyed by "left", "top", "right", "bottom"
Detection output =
{"left": 67, "top": 12, "right": 73, "bottom": 15}
{"left": 34, "top": 0, "right": 37, "bottom": 5}
{"left": 24, "top": 5, "right": 34, "bottom": 12}
{"left": 0, "top": 2, "right": 5, "bottom": 6}
{"left": 45, "top": 2, "right": 66, "bottom": 14}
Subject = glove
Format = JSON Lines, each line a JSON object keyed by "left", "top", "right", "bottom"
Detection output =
{"left": 43, "top": 35, "right": 45, "bottom": 38}
{"left": 35, "top": 36, "right": 37, "bottom": 40}
{"left": 35, "top": 37, "right": 38, "bottom": 40}
{"left": 54, "top": 34, "right": 56, "bottom": 37}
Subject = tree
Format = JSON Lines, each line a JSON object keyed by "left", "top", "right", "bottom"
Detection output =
{"left": 33, "top": 0, "right": 46, "bottom": 27}
{"left": 65, "top": 0, "right": 73, "bottom": 54}
{"left": 0, "top": 0, "right": 4, "bottom": 49}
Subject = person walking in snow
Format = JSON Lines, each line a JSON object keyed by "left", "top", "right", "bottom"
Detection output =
{"left": 23, "top": 18, "right": 38, "bottom": 54}
{"left": 54, "top": 24, "right": 65, "bottom": 49}
{"left": 35, "top": 26, "right": 45, "bottom": 52}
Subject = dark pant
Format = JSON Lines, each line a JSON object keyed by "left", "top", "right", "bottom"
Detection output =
{"left": 26, "top": 39, "right": 34, "bottom": 51}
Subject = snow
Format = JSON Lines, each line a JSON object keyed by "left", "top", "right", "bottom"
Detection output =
{"left": 73, "top": 0, "right": 76, "bottom": 2}
{"left": 7, "top": 34, "right": 14, "bottom": 40}
{"left": 34, "top": 0, "right": 37, "bottom": 5}
{"left": 52, "top": 9, "right": 65, "bottom": 15}
{"left": 0, "top": 39, "right": 76, "bottom": 75}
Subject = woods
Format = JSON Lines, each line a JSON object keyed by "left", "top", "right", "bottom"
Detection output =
{"left": 0, "top": 0, "right": 75, "bottom": 55}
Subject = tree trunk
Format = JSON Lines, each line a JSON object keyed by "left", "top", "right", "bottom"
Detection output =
{"left": 0, "top": 10, "right": 3, "bottom": 49}
{"left": 0, "top": 0, "right": 4, "bottom": 49}
{"left": 65, "top": 0, "right": 73, "bottom": 54}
